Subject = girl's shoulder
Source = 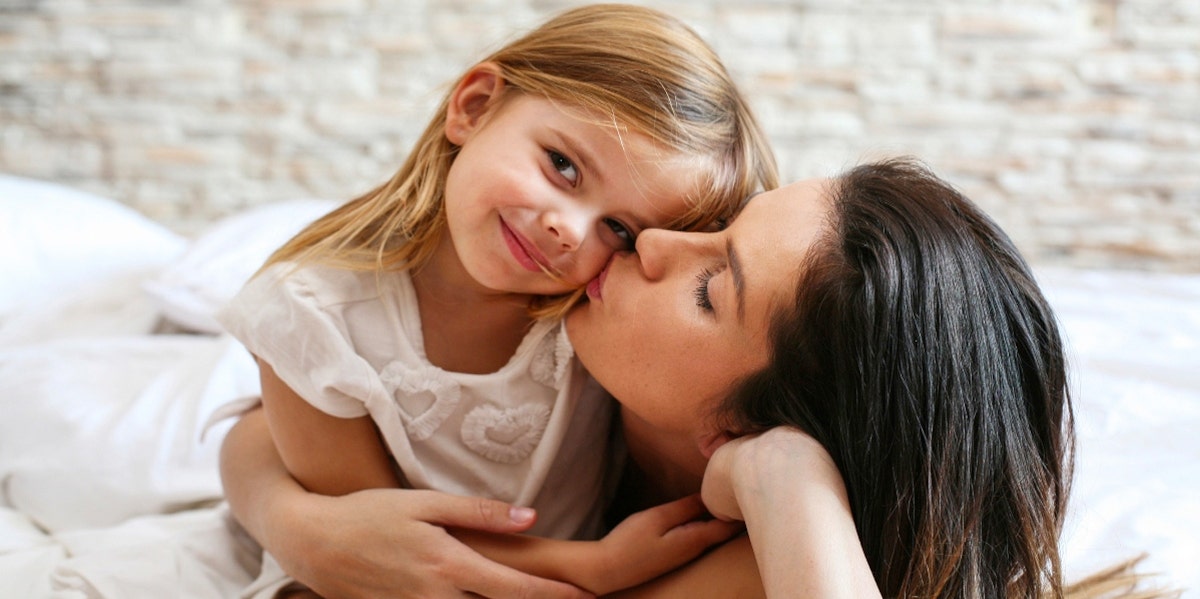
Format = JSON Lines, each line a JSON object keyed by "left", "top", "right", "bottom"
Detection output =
{"left": 256, "top": 261, "right": 405, "bottom": 308}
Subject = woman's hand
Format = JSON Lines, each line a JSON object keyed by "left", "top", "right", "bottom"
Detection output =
{"left": 700, "top": 427, "right": 840, "bottom": 522}
{"left": 220, "top": 408, "right": 592, "bottom": 599}
{"left": 282, "top": 488, "right": 594, "bottom": 599}
{"left": 699, "top": 427, "right": 881, "bottom": 598}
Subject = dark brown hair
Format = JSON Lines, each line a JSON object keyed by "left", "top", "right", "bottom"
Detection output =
{"left": 724, "top": 158, "right": 1074, "bottom": 597}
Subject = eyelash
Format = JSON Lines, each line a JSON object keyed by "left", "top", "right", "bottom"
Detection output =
{"left": 547, "top": 150, "right": 578, "bottom": 185}
{"left": 604, "top": 218, "right": 636, "bottom": 251}
{"left": 694, "top": 268, "right": 715, "bottom": 312}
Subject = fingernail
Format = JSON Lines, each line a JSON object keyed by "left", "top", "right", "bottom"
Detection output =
{"left": 510, "top": 506, "right": 535, "bottom": 524}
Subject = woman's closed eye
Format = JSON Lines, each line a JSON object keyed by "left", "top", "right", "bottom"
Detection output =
{"left": 694, "top": 267, "right": 716, "bottom": 312}
{"left": 547, "top": 150, "right": 579, "bottom": 185}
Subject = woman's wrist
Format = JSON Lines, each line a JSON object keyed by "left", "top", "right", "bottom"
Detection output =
{"left": 262, "top": 479, "right": 342, "bottom": 581}
{"left": 731, "top": 428, "right": 879, "bottom": 598}
{"left": 221, "top": 409, "right": 333, "bottom": 579}
{"left": 258, "top": 478, "right": 314, "bottom": 556}
{"left": 730, "top": 428, "right": 844, "bottom": 523}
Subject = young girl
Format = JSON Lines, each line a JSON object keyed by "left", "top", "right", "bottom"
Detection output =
{"left": 215, "top": 4, "right": 777, "bottom": 598}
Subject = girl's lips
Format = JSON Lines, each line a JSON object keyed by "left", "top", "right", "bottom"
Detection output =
{"left": 586, "top": 255, "right": 613, "bottom": 301}
{"left": 500, "top": 218, "right": 551, "bottom": 273}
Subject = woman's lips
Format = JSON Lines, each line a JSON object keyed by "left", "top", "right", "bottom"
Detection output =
{"left": 586, "top": 255, "right": 612, "bottom": 301}
{"left": 500, "top": 218, "right": 551, "bottom": 273}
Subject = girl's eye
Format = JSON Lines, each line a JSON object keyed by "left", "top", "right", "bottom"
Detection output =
{"left": 603, "top": 218, "right": 635, "bottom": 251}
{"left": 693, "top": 268, "right": 715, "bottom": 312}
{"left": 548, "top": 150, "right": 579, "bottom": 185}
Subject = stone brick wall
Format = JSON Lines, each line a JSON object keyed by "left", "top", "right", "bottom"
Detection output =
{"left": 2, "top": 0, "right": 1197, "bottom": 271}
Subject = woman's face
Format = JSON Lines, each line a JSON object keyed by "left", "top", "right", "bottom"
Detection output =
{"left": 566, "top": 179, "right": 832, "bottom": 441}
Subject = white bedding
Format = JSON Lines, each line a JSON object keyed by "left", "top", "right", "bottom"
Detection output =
{"left": 1, "top": 174, "right": 1196, "bottom": 597}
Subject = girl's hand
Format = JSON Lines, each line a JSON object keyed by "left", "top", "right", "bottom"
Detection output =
{"left": 586, "top": 494, "right": 743, "bottom": 595}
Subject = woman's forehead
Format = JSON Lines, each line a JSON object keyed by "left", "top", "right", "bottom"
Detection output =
{"left": 735, "top": 178, "right": 829, "bottom": 226}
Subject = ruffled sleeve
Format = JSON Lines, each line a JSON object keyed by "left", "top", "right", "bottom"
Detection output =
{"left": 215, "top": 263, "right": 381, "bottom": 418}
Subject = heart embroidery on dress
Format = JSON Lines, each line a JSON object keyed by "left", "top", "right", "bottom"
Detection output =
{"left": 379, "top": 362, "right": 462, "bottom": 441}
{"left": 460, "top": 403, "right": 551, "bottom": 464}
{"left": 529, "top": 324, "right": 573, "bottom": 390}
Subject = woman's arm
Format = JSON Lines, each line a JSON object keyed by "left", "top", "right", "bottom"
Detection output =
{"left": 604, "top": 533, "right": 765, "bottom": 599}
{"left": 219, "top": 407, "right": 592, "bottom": 599}
{"left": 701, "top": 427, "right": 882, "bottom": 599}
{"left": 222, "top": 406, "right": 736, "bottom": 596}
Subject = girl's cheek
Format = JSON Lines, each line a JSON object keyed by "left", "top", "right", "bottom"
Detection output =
{"left": 570, "top": 243, "right": 607, "bottom": 281}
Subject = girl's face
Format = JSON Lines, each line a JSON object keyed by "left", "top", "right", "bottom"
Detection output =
{"left": 442, "top": 65, "right": 706, "bottom": 298}
{"left": 566, "top": 179, "right": 832, "bottom": 444}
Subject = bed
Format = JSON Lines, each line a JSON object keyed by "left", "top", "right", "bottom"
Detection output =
{"left": 1, "top": 173, "right": 1196, "bottom": 597}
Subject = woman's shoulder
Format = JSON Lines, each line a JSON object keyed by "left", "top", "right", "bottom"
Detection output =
{"left": 605, "top": 534, "right": 763, "bottom": 599}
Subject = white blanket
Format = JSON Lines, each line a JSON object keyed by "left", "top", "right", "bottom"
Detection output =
{"left": 1, "top": 175, "right": 1196, "bottom": 597}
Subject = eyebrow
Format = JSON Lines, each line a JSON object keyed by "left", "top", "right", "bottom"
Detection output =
{"left": 553, "top": 129, "right": 660, "bottom": 230}
{"left": 727, "top": 237, "right": 746, "bottom": 324}
{"left": 554, "top": 130, "right": 602, "bottom": 187}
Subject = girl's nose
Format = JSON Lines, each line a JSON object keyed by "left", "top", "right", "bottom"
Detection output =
{"left": 634, "top": 228, "right": 708, "bottom": 281}
{"left": 541, "top": 206, "right": 589, "bottom": 251}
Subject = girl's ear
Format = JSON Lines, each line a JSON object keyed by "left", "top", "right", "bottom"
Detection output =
{"left": 445, "top": 62, "right": 505, "bottom": 145}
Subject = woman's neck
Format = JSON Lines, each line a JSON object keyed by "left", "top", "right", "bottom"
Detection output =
{"left": 617, "top": 407, "right": 707, "bottom": 509}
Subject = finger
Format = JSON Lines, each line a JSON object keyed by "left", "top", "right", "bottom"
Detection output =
{"left": 414, "top": 491, "right": 539, "bottom": 534}
{"left": 641, "top": 494, "right": 710, "bottom": 528}
{"left": 646, "top": 518, "right": 744, "bottom": 574}
{"left": 666, "top": 517, "right": 745, "bottom": 547}
{"left": 461, "top": 557, "right": 593, "bottom": 599}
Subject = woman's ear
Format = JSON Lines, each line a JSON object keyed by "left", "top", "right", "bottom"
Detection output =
{"left": 445, "top": 62, "right": 505, "bottom": 145}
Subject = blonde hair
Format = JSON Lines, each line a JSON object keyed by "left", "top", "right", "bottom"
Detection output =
{"left": 262, "top": 3, "right": 778, "bottom": 317}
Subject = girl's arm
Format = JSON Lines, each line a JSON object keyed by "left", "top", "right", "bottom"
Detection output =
{"left": 453, "top": 494, "right": 742, "bottom": 595}
{"left": 255, "top": 357, "right": 399, "bottom": 494}
{"left": 700, "top": 427, "right": 883, "bottom": 599}
{"left": 219, "top": 407, "right": 592, "bottom": 599}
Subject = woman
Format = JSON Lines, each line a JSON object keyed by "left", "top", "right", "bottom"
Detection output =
{"left": 220, "top": 158, "right": 1075, "bottom": 597}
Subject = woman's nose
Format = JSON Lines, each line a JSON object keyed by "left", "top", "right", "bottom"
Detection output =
{"left": 541, "top": 206, "right": 588, "bottom": 251}
{"left": 635, "top": 228, "right": 706, "bottom": 280}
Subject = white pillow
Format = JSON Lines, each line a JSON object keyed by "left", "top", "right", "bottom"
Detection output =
{"left": 0, "top": 175, "right": 187, "bottom": 323}
{"left": 0, "top": 334, "right": 259, "bottom": 532}
{"left": 0, "top": 267, "right": 165, "bottom": 348}
{"left": 143, "top": 199, "right": 338, "bottom": 334}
